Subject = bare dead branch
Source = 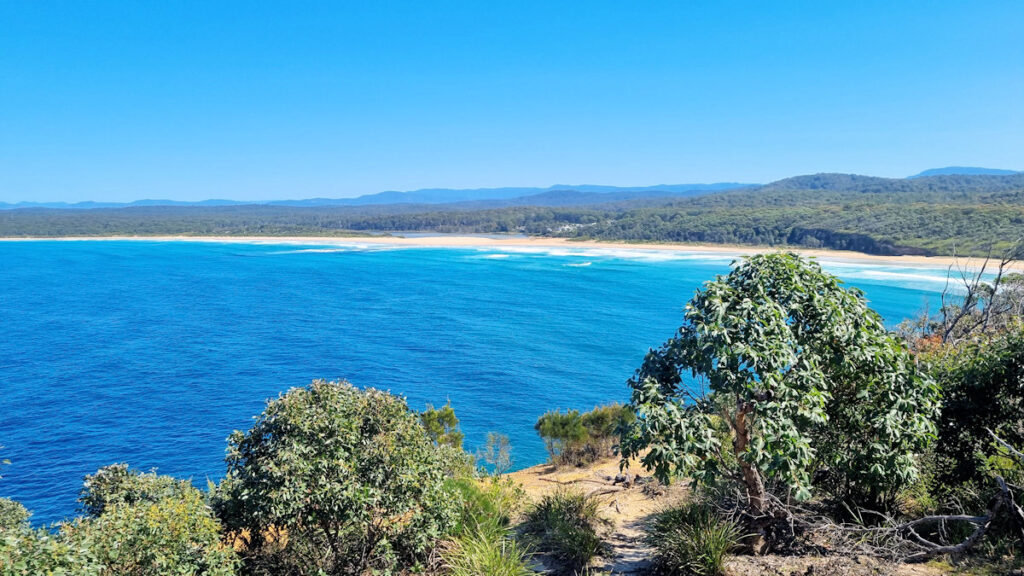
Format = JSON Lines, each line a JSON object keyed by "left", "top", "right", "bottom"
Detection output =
{"left": 938, "top": 237, "right": 1024, "bottom": 343}
{"left": 988, "top": 428, "right": 1024, "bottom": 465}
{"left": 758, "top": 474, "right": 1022, "bottom": 562}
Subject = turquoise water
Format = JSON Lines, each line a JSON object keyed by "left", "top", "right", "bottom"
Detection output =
{"left": 0, "top": 240, "right": 950, "bottom": 524}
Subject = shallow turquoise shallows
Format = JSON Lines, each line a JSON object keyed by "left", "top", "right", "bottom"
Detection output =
{"left": 0, "top": 240, "right": 952, "bottom": 524}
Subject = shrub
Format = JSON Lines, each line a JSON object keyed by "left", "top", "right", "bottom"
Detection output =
{"left": 443, "top": 472, "right": 532, "bottom": 576}
{"left": 0, "top": 498, "right": 29, "bottom": 532}
{"left": 536, "top": 404, "right": 632, "bottom": 467}
{"left": 0, "top": 452, "right": 30, "bottom": 535}
{"left": 437, "top": 443, "right": 477, "bottom": 480}
{"left": 218, "top": 380, "right": 458, "bottom": 575}
{"left": 79, "top": 463, "right": 193, "bottom": 517}
{"left": 647, "top": 500, "right": 740, "bottom": 576}
{"left": 66, "top": 486, "right": 238, "bottom": 575}
{"left": 581, "top": 404, "right": 633, "bottom": 440}
{"left": 923, "top": 324, "right": 1024, "bottom": 488}
{"left": 477, "top": 431, "right": 513, "bottom": 475}
{"left": 535, "top": 409, "right": 588, "bottom": 464}
{"left": 522, "top": 488, "right": 609, "bottom": 572}
{"left": 0, "top": 528, "right": 100, "bottom": 576}
{"left": 0, "top": 484, "right": 237, "bottom": 576}
{"left": 449, "top": 476, "right": 525, "bottom": 538}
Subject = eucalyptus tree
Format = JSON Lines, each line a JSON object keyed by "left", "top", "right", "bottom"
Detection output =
{"left": 620, "top": 253, "right": 939, "bottom": 548}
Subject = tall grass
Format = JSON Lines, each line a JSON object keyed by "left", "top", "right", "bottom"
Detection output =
{"left": 647, "top": 500, "right": 740, "bottom": 576}
{"left": 444, "top": 527, "right": 534, "bottom": 576}
{"left": 448, "top": 476, "right": 524, "bottom": 537}
{"left": 442, "top": 475, "right": 533, "bottom": 575}
{"left": 522, "top": 488, "right": 609, "bottom": 573}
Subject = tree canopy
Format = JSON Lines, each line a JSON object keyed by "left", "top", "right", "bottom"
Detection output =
{"left": 620, "top": 253, "right": 940, "bottom": 526}
{"left": 420, "top": 400, "right": 465, "bottom": 450}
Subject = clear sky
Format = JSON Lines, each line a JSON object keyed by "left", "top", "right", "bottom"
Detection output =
{"left": 1, "top": 1, "right": 1022, "bottom": 202}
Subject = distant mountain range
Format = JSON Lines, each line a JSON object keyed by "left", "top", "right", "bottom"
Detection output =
{"left": 0, "top": 183, "right": 753, "bottom": 211}
{"left": 908, "top": 166, "right": 1021, "bottom": 178}
{"left": 0, "top": 198, "right": 248, "bottom": 210}
{"left": 2, "top": 167, "right": 1020, "bottom": 211}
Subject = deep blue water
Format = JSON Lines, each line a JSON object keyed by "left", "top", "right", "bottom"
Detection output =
{"left": 0, "top": 240, "right": 951, "bottom": 525}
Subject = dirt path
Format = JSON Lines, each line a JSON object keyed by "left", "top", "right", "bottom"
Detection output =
{"left": 507, "top": 457, "right": 954, "bottom": 576}
{"left": 598, "top": 514, "right": 654, "bottom": 575}
{"left": 509, "top": 456, "right": 685, "bottom": 575}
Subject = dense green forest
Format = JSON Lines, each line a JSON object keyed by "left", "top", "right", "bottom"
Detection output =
{"left": 3, "top": 173, "right": 1023, "bottom": 256}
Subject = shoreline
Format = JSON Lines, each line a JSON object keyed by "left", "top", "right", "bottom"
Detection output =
{"left": 1, "top": 234, "right": 1016, "bottom": 270}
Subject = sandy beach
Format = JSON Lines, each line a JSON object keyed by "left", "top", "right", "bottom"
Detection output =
{"left": 1, "top": 234, "right": 1019, "bottom": 271}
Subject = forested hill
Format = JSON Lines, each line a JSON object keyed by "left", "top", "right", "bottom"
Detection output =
{"left": 2, "top": 173, "right": 1023, "bottom": 257}
{"left": 548, "top": 173, "right": 1024, "bottom": 256}
{"left": 761, "top": 172, "right": 1024, "bottom": 193}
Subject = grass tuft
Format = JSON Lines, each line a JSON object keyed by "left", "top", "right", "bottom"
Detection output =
{"left": 647, "top": 500, "right": 740, "bottom": 576}
{"left": 522, "top": 488, "right": 610, "bottom": 573}
{"left": 444, "top": 526, "right": 534, "bottom": 576}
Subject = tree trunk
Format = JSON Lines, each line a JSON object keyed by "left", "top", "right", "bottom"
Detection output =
{"left": 733, "top": 399, "right": 770, "bottom": 553}
{"left": 733, "top": 402, "right": 770, "bottom": 554}
{"left": 733, "top": 402, "right": 767, "bottom": 515}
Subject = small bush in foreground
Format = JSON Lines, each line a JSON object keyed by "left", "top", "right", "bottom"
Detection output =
{"left": 67, "top": 487, "right": 238, "bottom": 576}
{"left": 218, "top": 380, "right": 457, "bottom": 575}
{"left": 923, "top": 325, "right": 1024, "bottom": 488}
{"left": 79, "top": 463, "right": 193, "bottom": 517}
{"left": 443, "top": 471, "right": 532, "bottom": 576}
{"left": 0, "top": 485, "right": 237, "bottom": 576}
{"left": 522, "top": 488, "right": 609, "bottom": 573}
{"left": 648, "top": 500, "right": 740, "bottom": 576}
{"left": 0, "top": 498, "right": 29, "bottom": 532}
{"left": 0, "top": 528, "right": 100, "bottom": 576}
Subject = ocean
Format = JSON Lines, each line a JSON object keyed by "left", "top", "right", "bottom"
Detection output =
{"left": 0, "top": 240, "right": 952, "bottom": 524}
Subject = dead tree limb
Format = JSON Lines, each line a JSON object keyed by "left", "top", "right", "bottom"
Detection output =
{"left": 795, "top": 475, "right": 1020, "bottom": 562}
{"left": 901, "top": 478, "right": 1008, "bottom": 562}
{"left": 940, "top": 238, "right": 1024, "bottom": 343}
{"left": 990, "top": 428, "right": 1024, "bottom": 465}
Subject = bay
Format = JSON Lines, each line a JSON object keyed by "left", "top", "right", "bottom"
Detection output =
{"left": 0, "top": 240, "right": 948, "bottom": 524}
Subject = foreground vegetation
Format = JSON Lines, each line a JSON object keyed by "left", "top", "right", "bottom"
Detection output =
{"left": 647, "top": 500, "right": 741, "bottom": 576}
{"left": 1, "top": 252, "right": 1023, "bottom": 575}
{"left": 2, "top": 173, "right": 1023, "bottom": 256}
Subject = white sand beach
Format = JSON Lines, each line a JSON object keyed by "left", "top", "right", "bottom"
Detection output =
{"left": 3, "top": 234, "right": 1019, "bottom": 271}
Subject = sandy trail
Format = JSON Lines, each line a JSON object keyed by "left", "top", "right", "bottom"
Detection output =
{"left": 509, "top": 455, "right": 683, "bottom": 575}
{"left": 509, "top": 457, "right": 952, "bottom": 575}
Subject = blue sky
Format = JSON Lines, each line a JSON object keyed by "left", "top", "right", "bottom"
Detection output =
{"left": 1, "top": 1, "right": 1022, "bottom": 202}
